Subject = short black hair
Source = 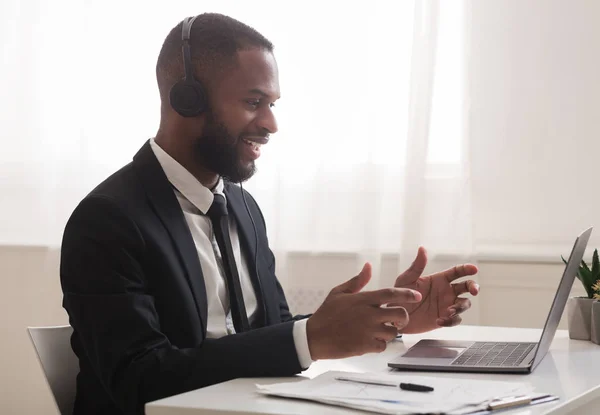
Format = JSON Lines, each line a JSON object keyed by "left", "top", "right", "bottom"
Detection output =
{"left": 156, "top": 13, "right": 274, "bottom": 105}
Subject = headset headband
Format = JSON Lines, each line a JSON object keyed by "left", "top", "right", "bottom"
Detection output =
{"left": 181, "top": 16, "right": 199, "bottom": 81}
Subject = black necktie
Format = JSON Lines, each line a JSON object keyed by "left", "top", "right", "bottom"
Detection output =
{"left": 206, "top": 194, "right": 250, "bottom": 333}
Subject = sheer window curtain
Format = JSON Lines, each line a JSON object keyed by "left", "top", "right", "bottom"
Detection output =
{"left": 1, "top": 0, "right": 475, "bottom": 313}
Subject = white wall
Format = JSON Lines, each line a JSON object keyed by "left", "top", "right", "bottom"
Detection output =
{"left": 468, "top": 0, "right": 600, "bottom": 252}
{"left": 0, "top": 247, "right": 67, "bottom": 415}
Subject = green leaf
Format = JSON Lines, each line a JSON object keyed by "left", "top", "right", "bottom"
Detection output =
{"left": 581, "top": 259, "right": 591, "bottom": 273}
{"left": 562, "top": 253, "right": 595, "bottom": 298}
{"left": 575, "top": 271, "right": 589, "bottom": 295}
{"left": 580, "top": 261, "right": 595, "bottom": 299}
{"left": 580, "top": 267, "right": 592, "bottom": 280}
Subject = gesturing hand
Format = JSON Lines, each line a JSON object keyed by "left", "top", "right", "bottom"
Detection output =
{"left": 306, "top": 263, "right": 422, "bottom": 360}
{"left": 394, "top": 247, "right": 479, "bottom": 334}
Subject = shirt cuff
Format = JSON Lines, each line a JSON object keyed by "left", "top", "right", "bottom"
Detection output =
{"left": 293, "top": 318, "right": 313, "bottom": 369}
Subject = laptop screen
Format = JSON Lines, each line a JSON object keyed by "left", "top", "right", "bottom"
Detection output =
{"left": 530, "top": 227, "right": 592, "bottom": 369}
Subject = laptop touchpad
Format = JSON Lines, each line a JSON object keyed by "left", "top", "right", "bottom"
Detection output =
{"left": 403, "top": 345, "right": 466, "bottom": 359}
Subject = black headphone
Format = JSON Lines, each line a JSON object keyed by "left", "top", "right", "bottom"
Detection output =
{"left": 169, "top": 16, "right": 209, "bottom": 117}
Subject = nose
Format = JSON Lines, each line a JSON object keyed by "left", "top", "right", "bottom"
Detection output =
{"left": 256, "top": 106, "right": 278, "bottom": 135}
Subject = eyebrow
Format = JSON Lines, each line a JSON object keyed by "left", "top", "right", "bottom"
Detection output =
{"left": 248, "top": 88, "right": 280, "bottom": 100}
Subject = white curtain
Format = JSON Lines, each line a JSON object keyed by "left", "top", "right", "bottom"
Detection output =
{"left": 1, "top": 0, "right": 474, "bottom": 308}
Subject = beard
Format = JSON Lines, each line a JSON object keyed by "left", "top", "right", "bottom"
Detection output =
{"left": 192, "top": 112, "right": 256, "bottom": 183}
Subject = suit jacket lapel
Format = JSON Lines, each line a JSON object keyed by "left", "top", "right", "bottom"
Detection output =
{"left": 132, "top": 141, "right": 208, "bottom": 334}
{"left": 224, "top": 184, "right": 271, "bottom": 327}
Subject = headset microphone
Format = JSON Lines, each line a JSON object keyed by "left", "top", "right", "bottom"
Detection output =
{"left": 171, "top": 15, "right": 267, "bottom": 324}
{"left": 239, "top": 182, "right": 267, "bottom": 325}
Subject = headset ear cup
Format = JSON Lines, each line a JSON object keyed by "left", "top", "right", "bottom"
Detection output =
{"left": 169, "top": 80, "right": 208, "bottom": 117}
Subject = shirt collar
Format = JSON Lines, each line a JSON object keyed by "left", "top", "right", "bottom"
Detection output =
{"left": 149, "top": 138, "right": 224, "bottom": 214}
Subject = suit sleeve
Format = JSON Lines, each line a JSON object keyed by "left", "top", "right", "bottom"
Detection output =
{"left": 60, "top": 196, "right": 303, "bottom": 415}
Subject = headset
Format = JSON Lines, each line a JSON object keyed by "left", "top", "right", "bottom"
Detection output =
{"left": 169, "top": 16, "right": 209, "bottom": 117}
{"left": 171, "top": 16, "right": 267, "bottom": 325}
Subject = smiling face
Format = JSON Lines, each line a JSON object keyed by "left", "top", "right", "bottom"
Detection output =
{"left": 192, "top": 48, "right": 280, "bottom": 183}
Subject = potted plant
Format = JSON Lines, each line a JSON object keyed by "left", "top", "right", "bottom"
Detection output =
{"left": 562, "top": 249, "right": 600, "bottom": 341}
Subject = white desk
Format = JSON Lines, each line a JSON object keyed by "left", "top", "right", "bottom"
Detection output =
{"left": 146, "top": 326, "right": 600, "bottom": 415}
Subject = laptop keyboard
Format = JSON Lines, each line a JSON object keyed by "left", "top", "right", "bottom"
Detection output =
{"left": 451, "top": 342, "right": 536, "bottom": 367}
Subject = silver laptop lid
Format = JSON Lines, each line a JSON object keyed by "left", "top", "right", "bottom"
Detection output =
{"left": 530, "top": 227, "right": 592, "bottom": 370}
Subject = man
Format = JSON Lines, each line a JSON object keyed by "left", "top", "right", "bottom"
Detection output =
{"left": 60, "top": 13, "right": 479, "bottom": 415}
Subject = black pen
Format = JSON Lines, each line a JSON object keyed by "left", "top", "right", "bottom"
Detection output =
{"left": 400, "top": 382, "right": 434, "bottom": 392}
{"left": 335, "top": 376, "right": 434, "bottom": 392}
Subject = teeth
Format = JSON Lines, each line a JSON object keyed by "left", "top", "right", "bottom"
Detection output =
{"left": 243, "top": 138, "right": 262, "bottom": 149}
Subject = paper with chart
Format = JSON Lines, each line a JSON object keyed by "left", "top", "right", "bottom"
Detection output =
{"left": 256, "top": 370, "right": 536, "bottom": 414}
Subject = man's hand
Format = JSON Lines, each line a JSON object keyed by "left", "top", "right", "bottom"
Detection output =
{"left": 306, "top": 263, "right": 422, "bottom": 360}
{"left": 394, "top": 247, "right": 479, "bottom": 334}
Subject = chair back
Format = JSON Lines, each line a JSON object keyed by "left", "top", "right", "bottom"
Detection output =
{"left": 27, "top": 325, "right": 78, "bottom": 415}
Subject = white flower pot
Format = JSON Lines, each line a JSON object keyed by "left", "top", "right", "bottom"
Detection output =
{"left": 591, "top": 301, "right": 600, "bottom": 345}
{"left": 567, "top": 297, "right": 594, "bottom": 340}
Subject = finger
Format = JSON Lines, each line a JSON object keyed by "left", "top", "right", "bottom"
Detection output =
{"left": 468, "top": 280, "right": 480, "bottom": 296}
{"left": 369, "top": 339, "right": 388, "bottom": 353}
{"left": 374, "top": 324, "right": 402, "bottom": 342}
{"left": 436, "top": 314, "right": 463, "bottom": 327}
{"left": 446, "top": 297, "right": 471, "bottom": 317}
{"left": 376, "top": 306, "right": 409, "bottom": 327}
{"left": 330, "top": 263, "right": 372, "bottom": 295}
{"left": 360, "top": 287, "right": 422, "bottom": 305}
{"left": 394, "top": 246, "right": 427, "bottom": 286}
{"left": 452, "top": 280, "right": 480, "bottom": 297}
{"left": 442, "top": 263, "right": 479, "bottom": 283}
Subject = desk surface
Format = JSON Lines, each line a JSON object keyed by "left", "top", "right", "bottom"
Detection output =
{"left": 145, "top": 325, "right": 600, "bottom": 415}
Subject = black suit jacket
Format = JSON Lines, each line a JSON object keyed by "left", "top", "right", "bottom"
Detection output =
{"left": 60, "top": 141, "right": 306, "bottom": 415}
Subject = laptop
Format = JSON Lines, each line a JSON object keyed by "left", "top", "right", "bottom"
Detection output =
{"left": 388, "top": 227, "right": 592, "bottom": 374}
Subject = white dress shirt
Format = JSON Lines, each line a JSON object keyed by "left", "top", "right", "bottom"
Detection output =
{"left": 150, "top": 139, "right": 312, "bottom": 368}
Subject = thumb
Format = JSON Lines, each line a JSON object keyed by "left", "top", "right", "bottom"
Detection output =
{"left": 395, "top": 246, "right": 427, "bottom": 286}
{"left": 331, "top": 263, "right": 372, "bottom": 295}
